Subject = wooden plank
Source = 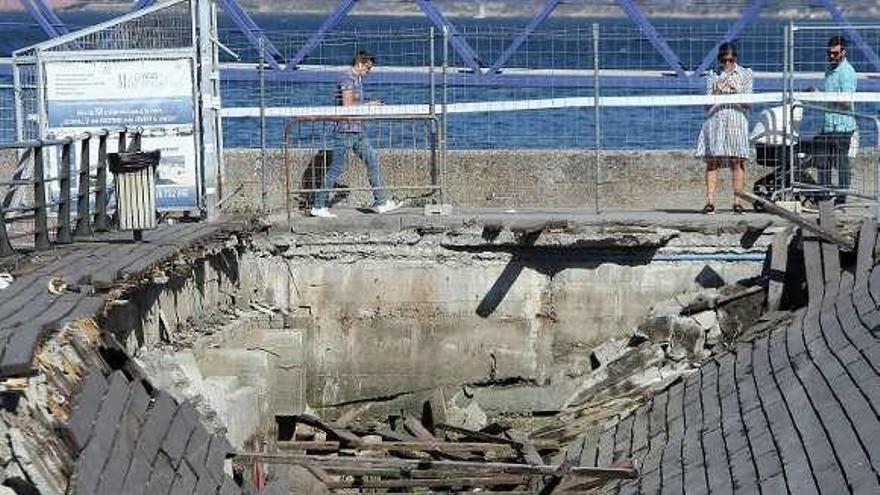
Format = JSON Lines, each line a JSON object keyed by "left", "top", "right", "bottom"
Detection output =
{"left": 818, "top": 203, "right": 841, "bottom": 298}
{"left": 404, "top": 415, "right": 475, "bottom": 461}
{"left": 767, "top": 227, "right": 793, "bottom": 311}
{"left": 294, "top": 414, "right": 362, "bottom": 447}
{"left": 233, "top": 452, "right": 639, "bottom": 480}
{"left": 736, "top": 191, "right": 854, "bottom": 250}
{"left": 855, "top": 218, "right": 877, "bottom": 289}
{"left": 803, "top": 240, "right": 825, "bottom": 316}
{"left": 324, "top": 476, "right": 529, "bottom": 490}
{"left": 277, "top": 440, "right": 516, "bottom": 456}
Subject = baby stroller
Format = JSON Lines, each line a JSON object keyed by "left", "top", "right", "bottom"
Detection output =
{"left": 751, "top": 104, "right": 858, "bottom": 208}
{"left": 750, "top": 104, "right": 815, "bottom": 207}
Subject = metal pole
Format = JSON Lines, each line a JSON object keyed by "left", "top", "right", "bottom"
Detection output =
{"left": 94, "top": 133, "right": 109, "bottom": 231}
{"left": 75, "top": 135, "right": 93, "bottom": 237}
{"left": 593, "top": 23, "right": 601, "bottom": 215}
{"left": 57, "top": 141, "right": 72, "bottom": 244}
{"left": 787, "top": 22, "right": 796, "bottom": 202}
{"left": 441, "top": 25, "right": 449, "bottom": 207}
{"left": 875, "top": 123, "right": 880, "bottom": 220}
{"left": 429, "top": 26, "right": 438, "bottom": 200}
{"left": 33, "top": 145, "right": 49, "bottom": 251}
{"left": 259, "top": 35, "right": 268, "bottom": 213}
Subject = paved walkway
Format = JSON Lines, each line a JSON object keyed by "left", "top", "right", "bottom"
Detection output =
{"left": 564, "top": 218, "right": 880, "bottom": 494}
{"left": 0, "top": 222, "right": 237, "bottom": 378}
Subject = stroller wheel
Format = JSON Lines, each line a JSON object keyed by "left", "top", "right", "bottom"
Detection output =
{"left": 753, "top": 201, "right": 766, "bottom": 212}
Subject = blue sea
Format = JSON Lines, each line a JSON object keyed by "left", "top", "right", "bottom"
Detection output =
{"left": 2, "top": 11, "right": 878, "bottom": 149}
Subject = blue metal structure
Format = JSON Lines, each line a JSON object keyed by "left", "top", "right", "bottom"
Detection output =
{"left": 12, "top": 0, "right": 880, "bottom": 84}
{"left": 18, "top": 0, "right": 69, "bottom": 38}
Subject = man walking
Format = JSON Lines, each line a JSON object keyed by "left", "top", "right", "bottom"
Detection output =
{"left": 310, "top": 50, "right": 401, "bottom": 218}
{"left": 818, "top": 35, "right": 858, "bottom": 205}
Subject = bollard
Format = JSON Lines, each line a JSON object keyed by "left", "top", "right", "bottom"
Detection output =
{"left": 33, "top": 145, "right": 50, "bottom": 251}
{"left": 94, "top": 133, "right": 109, "bottom": 232}
{"left": 75, "top": 135, "right": 93, "bottom": 237}
{"left": 56, "top": 141, "right": 72, "bottom": 244}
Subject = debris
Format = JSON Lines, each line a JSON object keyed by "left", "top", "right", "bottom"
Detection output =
{"left": 47, "top": 277, "right": 67, "bottom": 295}
{"left": 0, "top": 272, "right": 12, "bottom": 290}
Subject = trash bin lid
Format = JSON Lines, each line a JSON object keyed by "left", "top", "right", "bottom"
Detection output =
{"left": 108, "top": 150, "right": 161, "bottom": 174}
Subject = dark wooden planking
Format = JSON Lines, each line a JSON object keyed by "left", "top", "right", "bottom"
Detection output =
{"left": 68, "top": 367, "right": 110, "bottom": 451}
{"left": 768, "top": 227, "right": 793, "bottom": 311}
{"left": 835, "top": 275, "right": 880, "bottom": 367}
{"left": 855, "top": 218, "right": 877, "bottom": 289}
{"left": 204, "top": 435, "right": 233, "bottom": 484}
{"left": 803, "top": 240, "right": 825, "bottom": 316}
{"left": 780, "top": 315, "right": 849, "bottom": 493}
{"left": 766, "top": 326, "right": 819, "bottom": 495}
{"left": 818, "top": 203, "right": 841, "bottom": 294}
{"left": 161, "top": 404, "right": 197, "bottom": 467}
{"left": 660, "top": 382, "right": 685, "bottom": 495}
{"left": 681, "top": 359, "right": 708, "bottom": 494}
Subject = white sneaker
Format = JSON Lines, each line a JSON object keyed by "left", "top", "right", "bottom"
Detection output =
{"left": 373, "top": 199, "right": 402, "bottom": 214}
{"left": 309, "top": 207, "right": 337, "bottom": 218}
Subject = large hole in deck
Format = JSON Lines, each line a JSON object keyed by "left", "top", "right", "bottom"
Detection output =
{"left": 122, "top": 222, "right": 777, "bottom": 450}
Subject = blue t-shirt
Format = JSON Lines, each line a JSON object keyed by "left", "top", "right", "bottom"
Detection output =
{"left": 335, "top": 69, "right": 364, "bottom": 133}
{"left": 824, "top": 59, "right": 858, "bottom": 133}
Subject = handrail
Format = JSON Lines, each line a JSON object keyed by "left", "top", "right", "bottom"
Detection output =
{"left": 0, "top": 127, "right": 144, "bottom": 256}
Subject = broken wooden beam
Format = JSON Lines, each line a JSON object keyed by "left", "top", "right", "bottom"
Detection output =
{"left": 293, "top": 414, "right": 363, "bottom": 447}
{"left": 736, "top": 191, "right": 854, "bottom": 250}
{"left": 435, "top": 422, "right": 559, "bottom": 450}
{"left": 276, "top": 440, "right": 517, "bottom": 456}
{"left": 233, "top": 452, "right": 639, "bottom": 480}
{"left": 324, "top": 475, "right": 528, "bottom": 490}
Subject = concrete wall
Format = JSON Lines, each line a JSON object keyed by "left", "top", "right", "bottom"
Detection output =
{"left": 241, "top": 226, "right": 771, "bottom": 415}
{"left": 222, "top": 148, "right": 878, "bottom": 214}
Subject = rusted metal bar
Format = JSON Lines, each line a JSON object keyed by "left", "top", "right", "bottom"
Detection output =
{"left": 56, "top": 141, "right": 72, "bottom": 244}
{"left": 94, "top": 133, "right": 109, "bottom": 232}
{"left": 32, "top": 145, "right": 49, "bottom": 251}
{"left": 74, "top": 134, "right": 93, "bottom": 237}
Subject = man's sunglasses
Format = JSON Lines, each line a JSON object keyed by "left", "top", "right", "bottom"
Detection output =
{"left": 719, "top": 58, "right": 736, "bottom": 63}
{"left": 827, "top": 50, "right": 843, "bottom": 56}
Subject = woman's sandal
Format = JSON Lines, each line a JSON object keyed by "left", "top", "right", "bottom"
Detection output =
{"left": 733, "top": 204, "right": 746, "bottom": 215}
{"left": 702, "top": 204, "right": 716, "bottom": 215}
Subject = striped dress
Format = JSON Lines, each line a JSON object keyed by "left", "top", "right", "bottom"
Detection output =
{"left": 696, "top": 64, "right": 753, "bottom": 159}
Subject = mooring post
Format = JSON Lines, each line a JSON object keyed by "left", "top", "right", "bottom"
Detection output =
{"left": 56, "top": 140, "right": 72, "bottom": 244}
{"left": 33, "top": 145, "right": 49, "bottom": 251}
{"left": 94, "top": 133, "right": 109, "bottom": 232}
{"left": 75, "top": 133, "right": 93, "bottom": 237}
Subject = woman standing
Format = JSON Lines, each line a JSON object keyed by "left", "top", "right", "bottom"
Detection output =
{"left": 696, "top": 42, "right": 753, "bottom": 214}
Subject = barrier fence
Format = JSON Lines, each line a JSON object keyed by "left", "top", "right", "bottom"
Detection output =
{"left": 4, "top": 15, "right": 880, "bottom": 216}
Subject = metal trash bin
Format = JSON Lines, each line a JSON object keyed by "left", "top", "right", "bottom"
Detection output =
{"left": 108, "top": 150, "right": 160, "bottom": 240}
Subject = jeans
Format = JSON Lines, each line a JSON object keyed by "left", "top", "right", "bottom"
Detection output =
{"left": 314, "top": 132, "right": 388, "bottom": 208}
{"left": 815, "top": 132, "right": 852, "bottom": 204}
